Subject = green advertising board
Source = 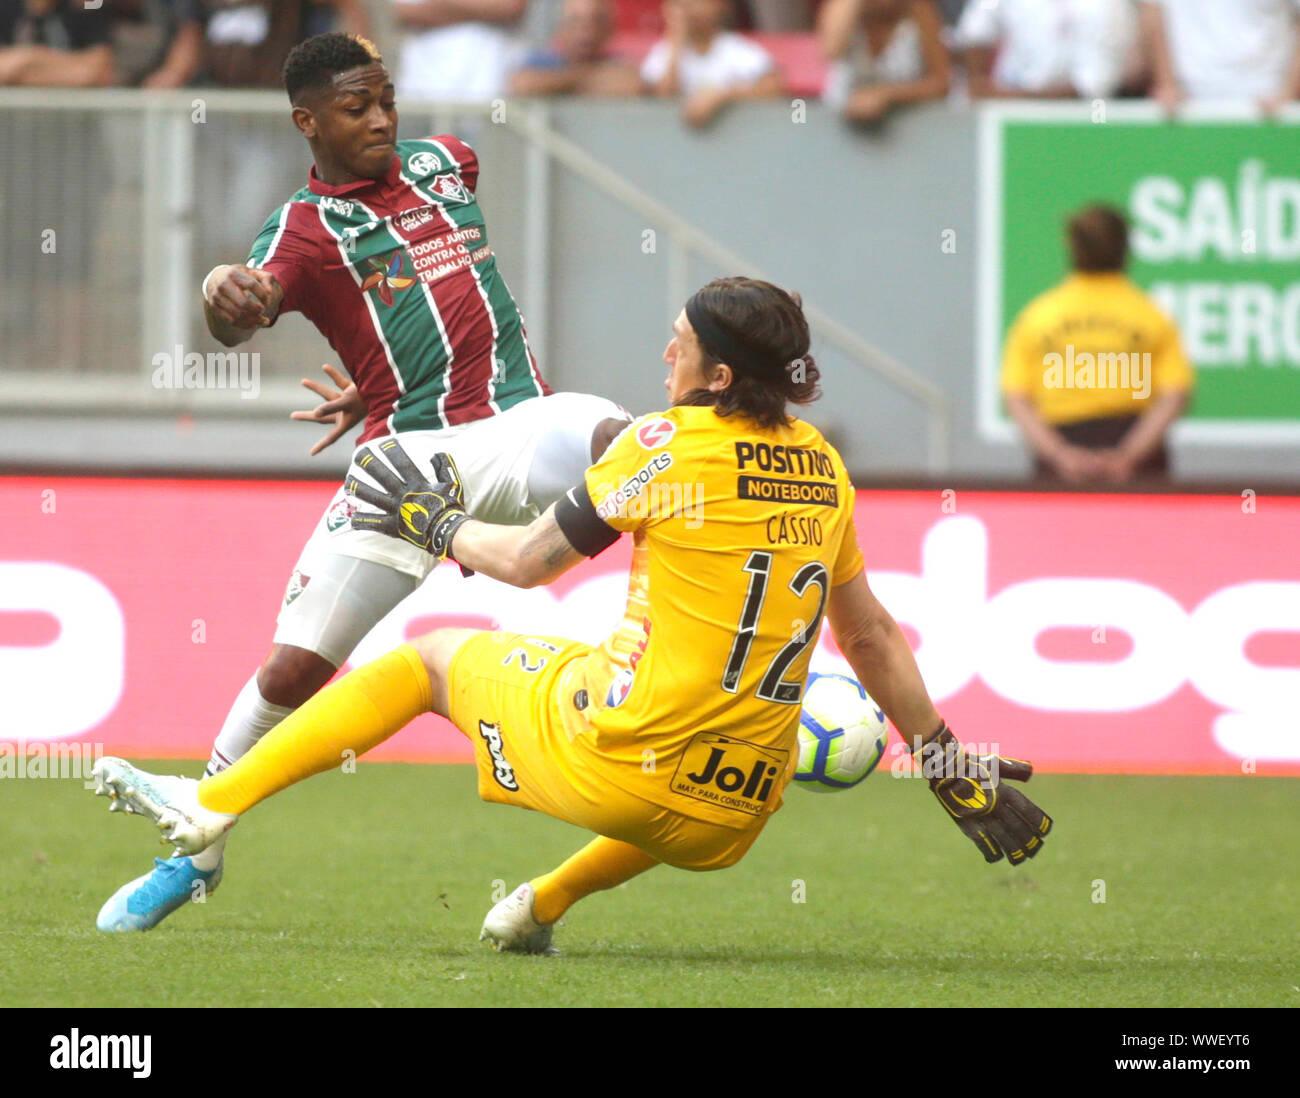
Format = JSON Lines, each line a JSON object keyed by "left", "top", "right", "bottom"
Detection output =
{"left": 978, "top": 104, "right": 1300, "bottom": 443}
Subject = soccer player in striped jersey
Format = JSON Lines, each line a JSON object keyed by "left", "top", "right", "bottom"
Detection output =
{"left": 94, "top": 279, "right": 1052, "bottom": 952}
{"left": 95, "top": 31, "right": 631, "bottom": 933}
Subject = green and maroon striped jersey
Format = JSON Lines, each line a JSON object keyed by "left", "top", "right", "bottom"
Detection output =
{"left": 248, "top": 135, "right": 549, "bottom": 442}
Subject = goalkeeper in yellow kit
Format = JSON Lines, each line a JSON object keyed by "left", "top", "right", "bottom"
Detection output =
{"left": 92, "top": 278, "right": 1051, "bottom": 952}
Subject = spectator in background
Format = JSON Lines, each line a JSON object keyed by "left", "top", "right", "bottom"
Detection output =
{"left": 0, "top": 0, "right": 114, "bottom": 85}
{"left": 510, "top": 0, "right": 638, "bottom": 95}
{"left": 1001, "top": 205, "right": 1193, "bottom": 485}
{"left": 393, "top": 0, "right": 528, "bottom": 100}
{"left": 109, "top": 0, "right": 204, "bottom": 87}
{"left": 303, "top": 0, "right": 368, "bottom": 38}
{"left": 642, "top": 0, "right": 782, "bottom": 127}
{"left": 108, "top": 1, "right": 366, "bottom": 89}
{"left": 742, "top": 0, "right": 817, "bottom": 31}
{"left": 957, "top": 0, "right": 1138, "bottom": 100}
{"left": 818, "top": 0, "right": 949, "bottom": 124}
{"left": 1141, "top": 0, "right": 1300, "bottom": 112}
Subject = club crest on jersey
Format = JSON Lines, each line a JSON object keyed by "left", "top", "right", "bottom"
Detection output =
{"left": 636, "top": 417, "right": 676, "bottom": 450}
{"left": 282, "top": 569, "right": 310, "bottom": 608}
{"left": 407, "top": 151, "right": 440, "bottom": 176}
{"left": 325, "top": 496, "right": 356, "bottom": 533}
{"left": 360, "top": 251, "right": 416, "bottom": 307}
{"left": 605, "top": 667, "right": 636, "bottom": 709}
{"left": 429, "top": 175, "right": 468, "bottom": 204}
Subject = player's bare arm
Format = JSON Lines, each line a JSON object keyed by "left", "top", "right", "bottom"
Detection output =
{"left": 826, "top": 568, "right": 943, "bottom": 747}
{"left": 454, "top": 507, "right": 585, "bottom": 589}
{"left": 203, "top": 264, "right": 284, "bottom": 346}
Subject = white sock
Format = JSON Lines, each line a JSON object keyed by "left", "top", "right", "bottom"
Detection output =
{"left": 193, "top": 675, "right": 295, "bottom": 870}
{"left": 191, "top": 831, "right": 228, "bottom": 871}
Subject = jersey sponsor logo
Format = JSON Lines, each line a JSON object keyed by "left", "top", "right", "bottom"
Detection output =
{"left": 405, "top": 226, "right": 489, "bottom": 285}
{"left": 430, "top": 175, "right": 468, "bottom": 204}
{"left": 395, "top": 206, "right": 436, "bottom": 234}
{"left": 594, "top": 453, "right": 674, "bottom": 520}
{"left": 408, "top": 151, "right": 440, "bottom": 176}
{"left": 671, "top": 732, "right": 788, "bottom": 817}
{"left": 734, "top": 441, "right": 835, "bottom": 479}
{"left": 738, "top": 476, "right": 839, "bottom": 507}
{"left": 636, "top": 417, "right": 676, "bottom": 450}
{"left": 478, "top": 720, "right": 519, "bottom": 792}
{"left": 360, "top": 251, "right": 417, "bottom": 307}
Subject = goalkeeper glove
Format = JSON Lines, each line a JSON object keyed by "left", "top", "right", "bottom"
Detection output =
{"left": 346, "top": 439, "right": 472, "bottom": 563}
{"left": 913, "top": 724, "right": 1052, "bottom": 866}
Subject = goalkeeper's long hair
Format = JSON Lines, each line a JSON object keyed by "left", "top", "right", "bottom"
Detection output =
{"left": 676, "top": 277, "right": 821, "bottom": 430}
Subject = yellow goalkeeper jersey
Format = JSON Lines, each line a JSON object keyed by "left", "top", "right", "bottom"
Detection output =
{"left": 554, "top": 404, "right": 864, "bottom": 828}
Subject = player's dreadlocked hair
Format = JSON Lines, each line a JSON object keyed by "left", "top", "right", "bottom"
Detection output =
{"left": 283, "top": 32, "right": 383, "bottom": 104}
{"left": 678, "top": 277, "right": 821, "bottom": 430}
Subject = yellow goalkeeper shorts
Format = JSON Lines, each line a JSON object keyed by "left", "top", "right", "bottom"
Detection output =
{"left": 446, "top": 630, "right": 768, "bottom": 871}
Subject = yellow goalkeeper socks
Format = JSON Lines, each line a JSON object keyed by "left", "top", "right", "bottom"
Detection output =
{"left": 530, "top": 837, "right": 659, "bottom": 925}
{"left": 198, "top": 646, "right": 433, "bottom": 817}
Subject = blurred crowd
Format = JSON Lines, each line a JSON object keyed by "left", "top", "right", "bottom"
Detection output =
{"left": 1, "top": 0, "right": 1296, "bottom": 124}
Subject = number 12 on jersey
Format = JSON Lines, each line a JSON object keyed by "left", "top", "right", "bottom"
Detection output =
{"left": 721, "top": 550, "right": 829, "bottom": 704}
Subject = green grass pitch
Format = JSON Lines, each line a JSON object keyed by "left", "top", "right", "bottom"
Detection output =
{"left": 3, "top": 763, "right": 1295, "bottom": 1007}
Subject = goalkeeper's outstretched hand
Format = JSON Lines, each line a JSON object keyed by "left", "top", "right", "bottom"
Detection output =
{"left": 915, "top": 725, "right": 1052, "bottom": 866}
{"left": 346, "top": 439, "right": 471, "bottom": 562}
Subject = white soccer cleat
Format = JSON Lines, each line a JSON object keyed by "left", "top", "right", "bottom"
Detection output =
{"left": 478, "top": 882, "right": 558, "bottom": 955}
{"left": 91, "top": 757, "right": 237, "bottom": 857}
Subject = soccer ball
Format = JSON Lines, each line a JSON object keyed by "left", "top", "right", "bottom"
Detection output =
{"left": 793, "top": 671, "right": 889, "bottom": 792}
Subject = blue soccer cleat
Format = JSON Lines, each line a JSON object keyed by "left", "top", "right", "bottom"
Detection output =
{"left": 96, "top": 856, "right": 223, "bottom": 933}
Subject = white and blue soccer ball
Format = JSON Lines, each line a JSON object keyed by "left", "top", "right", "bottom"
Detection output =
{"left": 793, "top": 671, "right": 890, "bottom": 792}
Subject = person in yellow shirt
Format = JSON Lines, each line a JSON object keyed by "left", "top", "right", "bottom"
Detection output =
{"left": 93, "top": 278, "right": 1052, "bottom": 953}
{"left": 1001, "top": 204, "right": 1194, "bottom": 484}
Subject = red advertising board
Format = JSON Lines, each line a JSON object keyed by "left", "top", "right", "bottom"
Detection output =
{"left": 2, "top": 477, "right": 1297, "bottom": 775}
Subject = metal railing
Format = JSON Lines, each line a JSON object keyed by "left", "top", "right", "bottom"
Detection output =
{"left": 0, "top": 89, "right": 952, "bottom": 472}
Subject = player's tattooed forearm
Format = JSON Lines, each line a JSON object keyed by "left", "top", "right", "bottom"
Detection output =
{"left": 543, "top": 534, "right": 572, "bottom": 569}
{"left": 521, "top": 516, "right": 575, "bottom": 572}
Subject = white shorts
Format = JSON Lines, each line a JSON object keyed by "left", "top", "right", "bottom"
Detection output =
{"left": 288, "top": 391, "right": 628, "bottom": 584}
